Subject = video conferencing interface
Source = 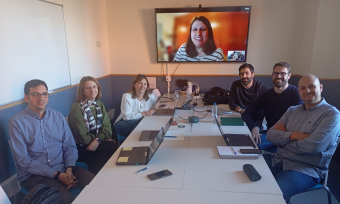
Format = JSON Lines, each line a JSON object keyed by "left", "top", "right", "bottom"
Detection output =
{"left": 156, "top": 7, "right": 251, "bottom": 62}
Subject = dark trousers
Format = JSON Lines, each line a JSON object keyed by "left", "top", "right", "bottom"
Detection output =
{"left": 77, "top": 141, "right": 118, "bottom": 175}
{"left": 22, "top": 167, "right": 94, "bottom": 204}
{"left": 115, "top": 118, "right": 142, "bottom": 137}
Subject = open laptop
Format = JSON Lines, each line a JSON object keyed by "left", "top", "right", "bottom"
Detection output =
{"left": 116, "top": 127, "right": 165, "bottom": 165}
{"left": 214, "top": 115, "right": 256, "bottom": 148}
{"left": 208, "top": 108, "right": 232, "bottom": 115}
{"left": 139, "top": 117, "right": 173, "bottom": 141}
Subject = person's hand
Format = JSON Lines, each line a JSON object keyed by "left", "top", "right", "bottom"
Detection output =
{"left": 240, "top": 109, "right": 245, "bottom": 114}
{"left": 107, "top": 139, "right": 116, "bottom": 143}
{"left": 289, "top": 132, "right": 310, "bottom": 141}
{"left": 251, "top": 127, "right": 262, "bottom": 144}
{"left": 274, "top": 123, "right": 287, "bottom": 132}
{"left": 87, "top": 139, "right": 100, "bottom": 151}
{"left": 145, "top": 108, "right": 156, "bottom": 116}
{"left": 65, "top": 167, "right": 76, "bottom": 180}
{"left": 58, "top": 173, "right": 78, "bottom": 189}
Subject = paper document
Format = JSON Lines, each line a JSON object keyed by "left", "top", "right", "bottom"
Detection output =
{"left": 216, "top": 146, "right": 259, "bottom": 159}
{"left": 164, "top": 130, "right": 185, "bottom": 140}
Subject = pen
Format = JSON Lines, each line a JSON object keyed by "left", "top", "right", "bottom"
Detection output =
{"left": 136, "top": 166, "right": 149, "bottom": 174}
{"left": 165, "top": 136, "right": 177, "bottom": 138}
{"left": 230, "top": 147, "right": 237, "bottom": 155}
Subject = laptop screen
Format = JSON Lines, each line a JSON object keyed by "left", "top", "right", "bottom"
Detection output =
{"left": 147, "top": 127, "right": 165, "bottom": 162}
{"left": 163, "top": 117, "right": 173, "bottom": 133}
{"left": 214, "top": 115, "right": 225, "bottom": 135}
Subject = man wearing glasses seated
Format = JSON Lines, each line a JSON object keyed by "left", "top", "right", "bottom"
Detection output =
{"left": 241, "top": 62, "right": 303, "bottom": 152}
{"left": 9, "top": 79, "right": 94, "bottom": 204}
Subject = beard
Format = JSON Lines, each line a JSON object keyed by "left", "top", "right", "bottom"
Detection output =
{"left": 273, "top": 78, "right": 288, "bottom": 88}
{"left": 241, "top": 76, "right": 253, "bottom": 86}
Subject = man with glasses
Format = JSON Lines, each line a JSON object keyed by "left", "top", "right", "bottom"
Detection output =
{"left": 265, "top": 74, "right": 340, "bottom": 200}
{"left": 9, "top": 79, "right": 94, "bottom": 204}
{"left": 241, "top": 62, "right": 303, "bottom": 152}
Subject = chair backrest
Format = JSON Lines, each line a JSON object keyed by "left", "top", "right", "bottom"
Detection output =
{"left": 323, "top": 136, "right": 340, "bottom": 186}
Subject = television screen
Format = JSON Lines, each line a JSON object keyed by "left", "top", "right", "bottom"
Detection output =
{"left": 155, "top": 6, "right": 251, "bottom": 63}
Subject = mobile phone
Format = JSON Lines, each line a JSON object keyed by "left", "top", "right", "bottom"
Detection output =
{"left": 158, "top": 104, "right": 166, "bottom": 108}
{"left": 147, "top": 169, "right": 172, "bottom": 181}
{"left": 240, "top": 149, "right": 262, "bottom": 154}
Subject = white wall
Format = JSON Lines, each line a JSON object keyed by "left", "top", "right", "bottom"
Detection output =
{"left": 46, "top": 0, "right": 111, "bottom": 84}
{"left": 106, "top": 0, "right": 340, "bottom": 79}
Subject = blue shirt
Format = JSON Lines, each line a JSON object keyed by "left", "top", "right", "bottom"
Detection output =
{"left": 267, "top": 98, "right": 340, "bottom": 178}
{"left": 9, "top": 107, "right": 78, "bottom": 182}
{"left": 242, "top": 85, "right": 303, "bottom": 131}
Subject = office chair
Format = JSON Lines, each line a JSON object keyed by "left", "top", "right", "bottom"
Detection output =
{"left": 8, "top": 140, "right": 88, "bottom": 197}
{"left": 287, "top": 137, "right": 340, "bottom": 204}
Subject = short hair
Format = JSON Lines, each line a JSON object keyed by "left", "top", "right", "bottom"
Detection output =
{"left": 273, "top": 62, "right": 291, "bottom": 73}
{"left": 76, "top": 76, "right": 102, "bottom": 102}
{"left": 186, "top": 16, "right": 217, "bottom": 58}
{"left": 238, "top": 63, "right": 254, "bottom": 74}
{"left": 127, "top": 74, "right": 150, "bottom": 101}
{"left": 24, "top": 79, "right": 48, "bottom": 95}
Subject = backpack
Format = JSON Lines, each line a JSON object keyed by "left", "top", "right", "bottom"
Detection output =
{"left": 202, "top": 87, "right": 230, "bottom": 105}
{"left": 20, "top": 184, "right": 63, "bottom": 204}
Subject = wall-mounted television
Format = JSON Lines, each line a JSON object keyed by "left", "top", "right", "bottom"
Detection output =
{"left": 155, "top": 6, "right": 251, "bottom": 63}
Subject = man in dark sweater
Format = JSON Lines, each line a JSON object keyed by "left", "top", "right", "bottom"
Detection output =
{"left": 229, "top": 63, "right": 270, "bottom": 120}
{"left": 241, "top": 62, "right": 303, "bottom": 152}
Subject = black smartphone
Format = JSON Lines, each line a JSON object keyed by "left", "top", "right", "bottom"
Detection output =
{"left": 240, "top": 149, "right": 262, "bottom": 154}
{"left": 147, "top": 169, "right": 172, "bottom": 181}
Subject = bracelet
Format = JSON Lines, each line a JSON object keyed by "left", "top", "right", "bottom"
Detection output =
{"left": 54, "top": 171, "right": 61, "bottom": 180}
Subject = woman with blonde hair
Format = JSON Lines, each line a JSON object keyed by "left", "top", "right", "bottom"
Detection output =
{"left": 115, "top": 74, "right": 158, "bottom": 141}
{"left": 68, "top": 76, "right": 117, "bottom": 174}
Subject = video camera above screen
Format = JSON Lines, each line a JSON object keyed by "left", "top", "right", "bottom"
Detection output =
{"left": 156, "top": 6, "right": 251, "bottom": 63}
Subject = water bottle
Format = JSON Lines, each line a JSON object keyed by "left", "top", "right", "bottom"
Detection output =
{"left": 211, "top": 102, "right": 217, "bottom": 123}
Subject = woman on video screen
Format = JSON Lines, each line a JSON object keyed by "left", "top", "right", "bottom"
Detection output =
{"left": 173, "top": 16, "right": 224, "bottom": 62}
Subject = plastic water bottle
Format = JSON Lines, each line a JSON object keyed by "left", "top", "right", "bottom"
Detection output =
{"left": 211, "top": 102, "right": 217, "bottom": 123}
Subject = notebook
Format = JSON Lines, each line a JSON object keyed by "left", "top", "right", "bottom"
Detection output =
{"left": 139, "top": 117, "right": 173, "bottom": 141}
{"left": 214, "top": 115, "right": 256, "bottom": 148}
{"left": 116, "top": 127, "right": 165, "bottom": 165}
{"left": 220, "top": 117, "right": 244, "bottom": 126}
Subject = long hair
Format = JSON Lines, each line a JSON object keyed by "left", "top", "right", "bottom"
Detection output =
{"left": 76, "top": 76, "right": 102, "bottom": 102}
{"left": 186, "top": 16, "right": 217, "bottom": 58}
{"left": 127, "top": 74, "right": 150, "bottom": 101}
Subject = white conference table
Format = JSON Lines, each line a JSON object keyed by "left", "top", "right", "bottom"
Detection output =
{"left": 74, "top": 96, "right": 284, "bottom": 204}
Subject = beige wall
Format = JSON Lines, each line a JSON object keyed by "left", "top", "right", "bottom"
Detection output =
{"left": 106, "top": 0, "right": 340, "bottom": 79}
{"left": 46, "top": 0, "right": 111, "bottom": 84}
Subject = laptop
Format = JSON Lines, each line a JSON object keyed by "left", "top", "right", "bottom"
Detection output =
{"left": 214, "top": 115, "right": 256, "bottom": 148}
{"left": 116, "top": 128, "right": 165, "bottom": 165}
{"left": 208, "top": 108, "right": 232, "bottom": 115}
{"left": 154, "top": 108, "right": 175, "bottom": 116}
{"left": 139, "top": 117, "right": 173, "bottom": 141}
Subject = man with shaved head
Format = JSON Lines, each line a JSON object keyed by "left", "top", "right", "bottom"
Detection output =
{"left": 265, "top": 74, "right": 340, "bottom": 200}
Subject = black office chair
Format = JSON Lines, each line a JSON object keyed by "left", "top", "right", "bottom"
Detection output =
{"left": 287, "top": 137, "right": 340, "bottom": 204}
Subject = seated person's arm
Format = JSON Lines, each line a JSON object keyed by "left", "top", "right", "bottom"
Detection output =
{"left": 9, "top": 119, "right": 57, "bottom": 179}
{"left": 284, "top": 110, "right": 340, "bottom": 155}
{"left": 59, "top": 113, "right": 78, "bottom": 167}
{"left": 121, "top": 94, "right": 145, "bottom": 120}
{"left": 229, "top": 82, "right": 239, "bottom": 112}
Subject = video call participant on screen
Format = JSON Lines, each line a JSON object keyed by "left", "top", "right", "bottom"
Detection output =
{"left": 9, "top": 79, "right": 94, "bottom": 204}
{"left": 265, "top": 74, "right": 340, "bottom": 200}
{"left": 115, "top": 74, "right": 158, "bottom": 141}
{"left": 229, "top": 63, "right": 270, "bottom": 116}
{"left": 173, "top": 16, "right": 224, "bottom": 62}
{"left": 241, "top": 62, "right": 303, "bottom": 152}
{"left": 68, "top": 76, "right": 118, "bottom": 175}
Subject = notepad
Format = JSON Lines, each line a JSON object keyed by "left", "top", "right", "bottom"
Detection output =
{"left": 220, "top": 117, "right": 245, "bottom": 126}
{"left": 164, "top": 130, "right": 185, "bottom": 140}
{"left": 216, "top": 146, "right": 259, "bottom": 159}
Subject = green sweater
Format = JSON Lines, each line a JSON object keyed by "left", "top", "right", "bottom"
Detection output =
{"left": 68, "top": 101, "right": 112, "bottom": 145}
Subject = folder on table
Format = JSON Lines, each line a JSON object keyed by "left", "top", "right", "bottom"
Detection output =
{"left": 220, "top": 117, "right": 244, "bottom": 126}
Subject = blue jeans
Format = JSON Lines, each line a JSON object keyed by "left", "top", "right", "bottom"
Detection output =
{"left": 257, "top": 131, "right": 277, "bottom": 152}
{"left": 263, "top": 154, "right": 321, "bottom": 201}
{"left": 115, "top": 118, "right": 142, "bottom": 137}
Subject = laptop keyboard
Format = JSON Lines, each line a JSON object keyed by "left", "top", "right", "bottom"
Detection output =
{"left": 128, "top": 147, "right": 147, "bottom": 162}
{"left": 225, "top": 134, "right": 255, "bottom": 147}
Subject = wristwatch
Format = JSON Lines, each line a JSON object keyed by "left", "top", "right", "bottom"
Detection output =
{"left": 238, "top": 108, "right": 243, "bottom": 113}
{"left": 54, "top": 171, "right": 61, "bottom": 180}
{"left": 95, "top": 137, "right": 102, "bottom": 144}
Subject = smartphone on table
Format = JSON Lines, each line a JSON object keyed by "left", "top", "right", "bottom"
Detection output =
{"left": 147, "top": 169, "right": 172, "bottom": 181}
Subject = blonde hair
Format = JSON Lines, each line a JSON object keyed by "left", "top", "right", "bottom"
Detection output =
{"left": 76, "top": 76, "right": 102, "bottom": 102}
{"left": 127, "top": 74, "right": 150, "bottom": 101}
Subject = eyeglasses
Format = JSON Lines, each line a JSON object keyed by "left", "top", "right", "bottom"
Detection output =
{"left": 273, "top": 72, "right": 288, "bottom": 77}
{"left": 27, "top": 92, "right": 49, "bottom": 98}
